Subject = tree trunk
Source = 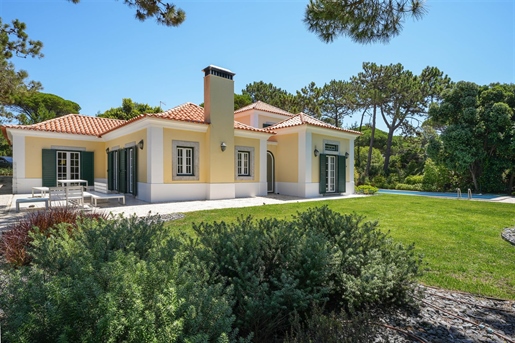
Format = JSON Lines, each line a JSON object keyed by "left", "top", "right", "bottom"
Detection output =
{"left": 356, "top": 108, "right": 367, "bottom": 181}
{"left": 383, "top": 127, "right": 395, "bottom": 175}
{"left": 365, "top": 105, "right": 377, "bottom": 179}
{"left": 508, "top": 170, "right": 514, "bottom": 195}
{"left": 469, "top": 165, "right": 479, "bottom": 191}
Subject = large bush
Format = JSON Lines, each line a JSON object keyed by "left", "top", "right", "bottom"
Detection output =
{"left": 189, "top": 216, "right": 331, "bottom": 342}
{"left": 0, "top": 215, "right": 236, "bottom": 343}
{"left": 189, "top": 207, "right": 423, "bottom": 341}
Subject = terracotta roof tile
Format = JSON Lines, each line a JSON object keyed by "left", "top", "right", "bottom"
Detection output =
{"left": 234, "top": 121, "right": 273, "bottom": 133}
{"left": 2, "top": 114, "right": 124, "bottom": 137}
{"left": 142, "top": 102, "right": 206, "bottom": 123}
{"left": 234, "top": 101, "right": 295, "bottom": 117}
{"left": 266, "top": 113, "right": 362, "bottom": 135}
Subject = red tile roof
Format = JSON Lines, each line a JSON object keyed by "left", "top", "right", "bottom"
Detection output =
{"left": 266, "top": 112, "right": 362, "bottom": 135}
{"left": 234, "top": 121, "right": 272, "bottom": 133}
{"left": 1, "top": 103, "right": 271, "bottom": 142}
{"left": 2, "top": 114, "right": 124, "bottom": 137}
{"left": 235, "top": 101, "right": 295, "bottom": 117}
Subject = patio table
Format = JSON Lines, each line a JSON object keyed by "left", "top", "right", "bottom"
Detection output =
{"left": 32, "top": 186, "right": 49, "bottom": 198}
{"left": 57, "top": 179, "right": 88, "bottom": 188}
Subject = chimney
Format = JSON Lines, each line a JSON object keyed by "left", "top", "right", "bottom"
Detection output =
{"left": 202, "top": 65, "right": 235, "bottom": 124}
{"left": 202, "top": 65, "right": 236, "bottom": 197}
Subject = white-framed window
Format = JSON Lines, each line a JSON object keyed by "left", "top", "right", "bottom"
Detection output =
{"left": 235, "top": 146, "right": 254, "bottom": 180}
{"left": 172, "top": 140, "right": 199, "bottom": 181}
{"left": 57, "top": 151, "right": 80, "bottom": 180}
{"left": 177, "top": 146, "right": 194, "bottom": 175}
{"left": 237, "top": 151, "right": 250, "bottom": 176}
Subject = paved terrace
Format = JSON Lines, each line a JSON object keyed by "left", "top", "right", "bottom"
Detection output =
{"left": 0, "top": 193, "right": 366, "bottom": 231}
{"left": 0, "top": 192, "right": 513, "bottom": 232}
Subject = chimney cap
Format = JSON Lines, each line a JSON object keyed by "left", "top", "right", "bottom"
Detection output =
{"left": 202, "top": 65, "right": 235, "bottom": 80}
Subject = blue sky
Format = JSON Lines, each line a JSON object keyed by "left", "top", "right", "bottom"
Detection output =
{"left": 1, "top": 0, "right": 514, "bottom": 128}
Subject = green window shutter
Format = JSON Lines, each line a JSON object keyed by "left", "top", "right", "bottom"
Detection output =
{"left": 337, "top": 155, "right": 346, "bottom": 193}
{"left": 132, "top": 148, "right": 138, "bottom": 196}
{"left": 319, "top": 153, "right": 326, "bottom": 194}
{"left": 119, "top": 148, "right": 127, "bottom": 193}
{"left": 80, "top": 151, "right": 94, "bottom": 186}
{"left": 107, "top": 151, "right": 113, "bottom": 190}
{"left": 42, "top": 149, "right": 57, "bottom": 187}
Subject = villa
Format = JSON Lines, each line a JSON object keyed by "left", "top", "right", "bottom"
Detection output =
{"left": 1, "top": 65, "right": 361, "bottom": 203}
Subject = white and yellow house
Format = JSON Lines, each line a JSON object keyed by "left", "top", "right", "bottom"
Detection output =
{"left": 1, "top": 66, "right": 361, "bottom": 203}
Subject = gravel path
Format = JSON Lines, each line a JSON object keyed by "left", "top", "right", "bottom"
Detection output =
{"left": 378, "top": 286, "right": 515, "bottom": 342}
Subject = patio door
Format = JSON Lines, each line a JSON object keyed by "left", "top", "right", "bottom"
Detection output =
{"left": 319, "top": 153, "right": 346, "bottom": 194}
{"left": 108, "top": 147, "right": 137, "bottom": 196}
{"left": 42, "top": 149, "right": 94, "bottom": 187}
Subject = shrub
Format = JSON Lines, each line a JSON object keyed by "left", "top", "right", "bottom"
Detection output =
{"left": 355, "top": 185, "right": 379, "bottom": 194}
{"left": 189, "top": 207, "right": 422, "bottom": 340}
{"left": 395, "top": 183, "right": 422, "bottom": 191}
{"left": 371, "top": 175, "right": 386, "bottom": 188}
{"left": 405, "top": 175, "right": 423, "bottom": 185}
{"left": 189, "top": 216, "right": 331, "bottom": 342}
{"left": 0, "top": 167, "right": 12, "bottom": 176}
{"left": 0, "top": 207, "right": 107, "bottom": 267}
{"left": 0, "top": 215, "right": 237, "bottom": 343}
{"left": 293, "top": 207, "right": 423, "bottom": 313}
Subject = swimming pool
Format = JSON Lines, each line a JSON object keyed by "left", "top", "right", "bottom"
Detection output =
{"left": 377, "top": 189, "right": 502, "bottom": 200}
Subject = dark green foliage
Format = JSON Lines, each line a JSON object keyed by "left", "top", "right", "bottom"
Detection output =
{"left": 304, "top": 0, "right": 426, "bottom": 44}
{"left": 97, "top": 98, "right": 163, "bottom": 120}
{"left": 0, "top": 18, "right": 43, "bottom": 110}
{"left": 428, "top": 82, "right": 515, "bottom": 193}
{"left": 67, "top": 0, "right": 186, "bottom": 27}
{"left": 190, "top": 207, "right": 422, "bottom": 341}
{"left": 294, "top": 207, "right": 422, "bottom": 312}
{"left": 190, "top": 216, "right": 331, "bottom": 342}
{"left": 0, "top": 207, "right": 107, "bottom": 266}
{"left": 0, "top": 214, "right": 236, "bottom": 343}
{"left": 3, "top": 92, "right": 81, "bottom": 124}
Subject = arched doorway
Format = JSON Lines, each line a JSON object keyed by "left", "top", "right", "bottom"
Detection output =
{"left": 267, "top": 151, "right": 275, "bottom": 193}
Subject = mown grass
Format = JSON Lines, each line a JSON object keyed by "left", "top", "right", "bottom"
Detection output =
{"left": 165, "top": 194, "right": 515, "bottom": 300}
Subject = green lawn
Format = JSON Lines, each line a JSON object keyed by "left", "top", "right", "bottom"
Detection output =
{"left": 166, "top": 194, "right": 515, "bottom": 300}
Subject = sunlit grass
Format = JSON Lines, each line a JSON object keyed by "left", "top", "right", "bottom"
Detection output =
{"left": 166, "top": 194, "right": 515, "bottom": 299}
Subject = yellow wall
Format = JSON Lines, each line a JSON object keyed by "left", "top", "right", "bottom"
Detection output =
{"left": 234, "top": 136, "right": 261, "bottom": 182}
{"left": 274, "top": 133, "right": 298, "bottom": 183}
{"left": 105, "top": 129, "right": 147, "bottom": 183}
{"left": 163, "top": 128, "right": 208, "bottom": 183}
{"left": 204, "top": 74, "right": 235, "bottom": 183}
{"left": 25, "top": 137, "right": 106, "bottom": 178}
{"left": 311, "top": 134, "right": 351, "bottom": 182}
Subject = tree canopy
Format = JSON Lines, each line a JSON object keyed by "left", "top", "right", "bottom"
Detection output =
{"left": 304, "top": 0, "right": 426, "bottom": 44}
{"left": 0, "top": 19, "right": 43, "bottom": 108}
{"left": 67, "top": 0, "right": 185, "bottom": 27}
{"left": 2, "top": 92, "right": 81, "bottom": 125}
{"left": 97, "top": 98, "right": 162, "bottom": 120}
{"left": 428, "top": 82, "right": 515, "bottom": 193}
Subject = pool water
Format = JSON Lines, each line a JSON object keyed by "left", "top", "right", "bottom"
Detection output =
{"left": 377, "top": 189, "right": 502, "bottom": 200}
